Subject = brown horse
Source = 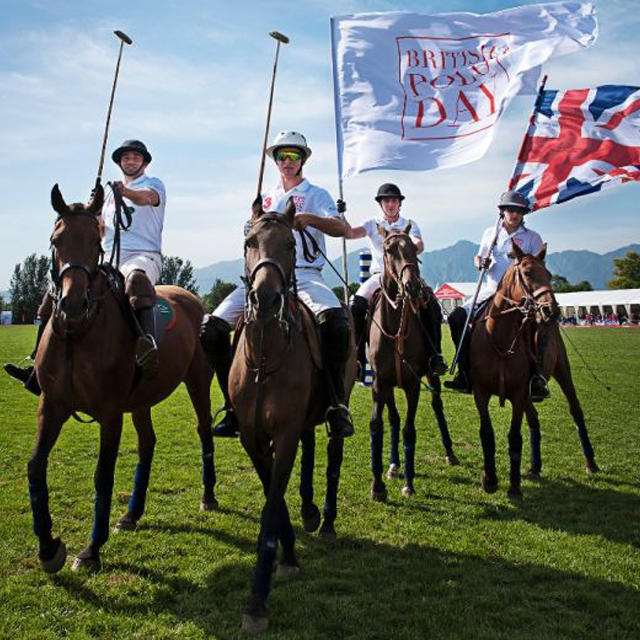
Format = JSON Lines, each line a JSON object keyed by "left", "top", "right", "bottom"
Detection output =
{"left": 367, "top": 226, "right": 457, "bottom": 501}
{"left": 229, "top": 198, "right": 356, "bottom": 634}
{"left": 470, "top": 242, "right": 598, "bottom": 499}
{"left": 28, "top": 184, "right": 217, "bottom": 574}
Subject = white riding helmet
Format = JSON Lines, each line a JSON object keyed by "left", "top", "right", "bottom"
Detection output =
{"left": 266, "top": 131, "right": 312, "bottom": 161}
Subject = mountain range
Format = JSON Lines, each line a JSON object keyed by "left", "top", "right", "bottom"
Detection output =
{"left": 192, "top": 241, "right": 640, "bottom": 293}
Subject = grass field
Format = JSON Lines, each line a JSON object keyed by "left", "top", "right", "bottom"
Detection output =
{"left": 0, "top": 325, "right": 638, "bottom": 640}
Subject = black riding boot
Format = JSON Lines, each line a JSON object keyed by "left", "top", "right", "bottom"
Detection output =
{"left": 530, "top": 333, "right": 550, "bottom": 402}
{"left": 200, "top": 314, "right": 238, "bottom": 437}
{"left": 443, "top": 306, "right": 472, "bottom": 393}
{"left": 350, "top": 295, "right": 368, "bottom": 383}
{"left": 3, "top": 320, "right": 47, "bottom": 396}
{"left": 319, "top": 308, "right": 355, "bottom": 438}
{"left": 418, "top": 295, "right": 447, "bottom": 375}
{"left": 134, "top": 306, "right": 159, "bottom": 380}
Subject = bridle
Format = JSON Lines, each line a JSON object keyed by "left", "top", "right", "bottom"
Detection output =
{"left": 381, "top": 232, "right": 422, "bottom": 307}
{"left": 243, "top": 213, "right": 297, "bottom": 328}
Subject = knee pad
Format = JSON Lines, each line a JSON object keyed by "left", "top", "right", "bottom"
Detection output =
{"left": 318, "top": 308, "right": 350, "bottom": 363}
{"left": 125, "top": 269, "right": 155, "bottom": 310}
{"left": 200, "top": 314, "right": 232, "bottom": 364}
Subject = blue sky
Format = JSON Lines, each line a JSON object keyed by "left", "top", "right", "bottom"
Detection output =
{"left": 1, "top": 0, "right": 638, "bottom": 289}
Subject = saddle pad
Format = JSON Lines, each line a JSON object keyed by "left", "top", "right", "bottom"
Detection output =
{"left": 153, "top": 294, "right": 177, "bottom": 345}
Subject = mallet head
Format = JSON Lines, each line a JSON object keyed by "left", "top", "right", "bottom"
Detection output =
{"left": 269, "top": 31, "right": 289, "bottom": 44}
{"left": 114, "top": 30, "right": 133, "bottom": 45}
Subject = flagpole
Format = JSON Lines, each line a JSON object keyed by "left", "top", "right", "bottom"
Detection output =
{"left": 330, "top": 17, "right": 350, "bottom": 303}
{"left": 449, "top": 75, "right": 548, "bottom": 376}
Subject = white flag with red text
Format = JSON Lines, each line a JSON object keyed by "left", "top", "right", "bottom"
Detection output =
{"left": 330, "top": 2, "right": 597, "bottom": 178}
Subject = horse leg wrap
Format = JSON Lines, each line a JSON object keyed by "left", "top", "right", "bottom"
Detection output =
{"left": 92, "top": 490, "right": 113, "bottom": 548}
{"left": 128, "top": 462, "right": 152, "bottom": 520}
{"left": 388, "top": 409, "right": 400, "bottom": 467}
{"left": 253, "top": 534, "right": 278, "bottom": 599}
{"left": 27, "top": 458, "right": 52, "bottom": 539}
{"left": 403, "top": 427, "right": 416, "bottom": 481}
{"left": 323, "top": 437, "right": 343, "bottom": 522}
{"left": 299, "top": 433, "right": 315, "bottom": 505}
{"left": 201, "top": 439, "right": 216, "bottom": 495}
{"left": 369, "top": 420, "right": 384, "bottom": 476}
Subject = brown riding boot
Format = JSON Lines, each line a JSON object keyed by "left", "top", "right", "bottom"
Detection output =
{"left": 126, "top": 270, "right": 159, "bottom": 380}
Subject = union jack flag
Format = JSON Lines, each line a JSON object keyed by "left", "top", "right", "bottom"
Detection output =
{"left": 510, "top": 85, "right": 640, "bottom": 211}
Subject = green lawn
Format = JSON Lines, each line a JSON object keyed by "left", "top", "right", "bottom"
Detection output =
{"left": 0, "top": 325, "right": 638, "bottom": 640}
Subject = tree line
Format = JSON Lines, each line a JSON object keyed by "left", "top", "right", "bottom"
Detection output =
{"left": 5, "top": 251, "right": 640, "bottom": 324}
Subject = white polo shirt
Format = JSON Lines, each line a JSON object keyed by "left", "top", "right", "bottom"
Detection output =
{"left": 102, "top": 174, "right": 166, "bottom": 256}
{"left": 262, "top": 178, "right": 338, "bottom": 270}
{"left": 477, "top": 221, "right": 544, "bottom": 301}
{"left": 362, "top": 214, "right": 423, "bottom": 273}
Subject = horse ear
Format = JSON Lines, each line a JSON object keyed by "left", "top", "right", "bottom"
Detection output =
{"left": 285, "top": 196, "right": 296, "bottom": 225}
{"left": 377, "top": 223, "right": 388, "bottom": 238}
{"left": 511, "top": 241, "right": 525, "bottom": 263}
{"left": 536, "top": 243, "right": 547, "bottom": 262}
{"left": 403, "top": 222, "right": 412, "bottom": 235}
{"left": 251, "top": 195, "right": 264, "bottom": 221}
{"left": 87, "top": 184, "right": 104, "bottom": 216}
{"left": 51, "top": 184, "right": 68, "bottom": 216}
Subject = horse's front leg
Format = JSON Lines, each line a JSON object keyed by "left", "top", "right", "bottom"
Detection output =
{"left": 72, "top": 413, "right": 123, "bottom": 573}
{"left": 386, "top": 392, "right": 401, "bottom": 478}
{"left": 320, "top": 434, "right": 344, "bottom": 540}
{"left": 243, "top": 436, "right": 298, "bottom": 635}
{"left": 115, "top": 408, "right": 156, "bottom": 532}
{"left": 299, "top": 428, "right": 321, "bottom": 532}
{"left": 369, "top": 380, "right": 388, "bottom": 502}
{"left": 426, "top": 374, "right": 459, "bottom": 466}
{"left": 474, "top": 389, "right": 498, "bottom": 493}
{"left": 507, "top": 397, "right": 525, "bottom": 500}
{"left": 401, "top": 381, "right": 420, "bottom": 497}
{"left": 28, "top": 397, "right": 70, "bottom": 573}
{"left": 525, "top": 401, "right": 543, "bottom": 481}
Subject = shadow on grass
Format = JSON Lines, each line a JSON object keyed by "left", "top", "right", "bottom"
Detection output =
{"left": 480, "top": 477, "right": 640, "bottom": 548}
{"left": 53, "top": 530, "right": 640, "bottom": 640}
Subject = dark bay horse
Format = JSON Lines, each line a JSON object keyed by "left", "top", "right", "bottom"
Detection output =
{"left": 367, "top": 226, "right": 457, "bottom": 501}
{"left": 229, "top": 198, "right": 356, "bottom": 634}
{"left": 29, "top": 184, "right": 217, "bottom": 574}
{"left": 470, "top": 242, "right": 598, "bottom": 499}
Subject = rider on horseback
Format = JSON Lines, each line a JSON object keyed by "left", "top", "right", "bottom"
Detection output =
{"left": 444, "top": 190, "right": 550, "bottom": 402}
{"left": 345, "top": 183, "right": 448, "bottom": 382}
{"left": 4, "top": 139, "right": 166, "bottom": 391}
{"left": 200, "top": 131, "right": 355, "bottom": 439}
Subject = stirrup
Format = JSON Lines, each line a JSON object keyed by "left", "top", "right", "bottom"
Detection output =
{"left": 429, "top": 354, "right": 448, "bottom": 376}
{"left": 135, "top": 335, "right": 159, "bottom": 379}
{"left": 530, "top": 375, "right": 550, "bottom": 403}
{"left": 213, "top": 410, "right": 239, "bottom": 438}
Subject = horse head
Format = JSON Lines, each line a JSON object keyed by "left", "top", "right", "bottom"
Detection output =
{"left": 379, "top": 223, "right": 421, "bottom": 300}
{"left": 49, "top": 183, "right": 104, "bottom": 323}
{"left": 244, "top": 196, "right": 296, "bottom": 322}
{"left": 509, "top": 242, "right": 560, "bottom": 325}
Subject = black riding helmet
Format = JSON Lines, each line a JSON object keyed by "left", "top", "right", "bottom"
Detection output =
{"left": 498, "top": 190, "right": 530, "bottom": 213}
{"left": 112, "top": 139, "right": 152, "bottom": 165}
{"left": 375, "top": 183, "right": 405, "bottom": 202}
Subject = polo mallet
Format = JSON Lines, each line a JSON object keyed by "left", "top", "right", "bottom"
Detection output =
{"left": 256, "top": 31, "right": 289, "bottom": 197}
{"left": 95, "top": 30, "right": 133, "bottom": 191}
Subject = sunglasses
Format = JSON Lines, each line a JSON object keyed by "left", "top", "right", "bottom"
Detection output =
{"left": 276, "top": 150, "right": 303, "bottom": 162}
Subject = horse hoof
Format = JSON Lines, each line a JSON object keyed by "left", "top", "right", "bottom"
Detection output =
{"left": 301, "top": 504, "right": 321, "bottom": 533}
{"left": 40, "top": 539, "right": 67, "bottom": 574}
{"left": 481, "top": 472, "right": 498, "bottom": 494}
{"left": 386, "top": 463, "right": 400, "bottom": 479}
{"left": 446, "top": 453, "right": 460, "bottom": 466}
{"left": 200, "top": 497, "right": 219, "bottom": 512}
{"left": 276, "top": 563, "right": 300, "bottom": 579}
{"left": 525, "top": 469, "right": 542, "bottom": 482}
{"left": 71, "top": 554, "right": 101, "bottom": 574}
{"left": 114, "top": 512, "right": 138, "bottom": 532}
{"left": 319, "top": 521, "right": 337, "bottom": 542}
{"left": 370, "top": 488, "right": 388, "bottom": 503}
{"left": 401, "top": 485, "right": 415, "bottom": 497}
{"left": 586, "top": 462, "right": 600, "bottom": 474}
{"left": 507, "top": 487, "right": 523, "bottom": 502}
